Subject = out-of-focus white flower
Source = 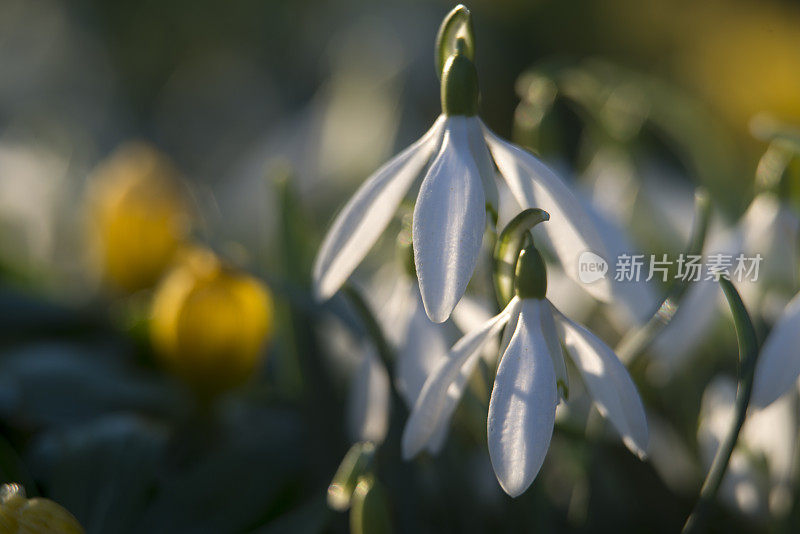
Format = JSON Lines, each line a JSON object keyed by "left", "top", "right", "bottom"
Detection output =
{"left": 372, "top": 269, "right": 450, "bottom": 411}
{"left": 402, "top": 246, "right": 648, "bottom": 497}
{"left": 314, "top": 45, "right": 615, "bottom": 323}
{"left": 751, "top": 291, "right": 800, "bottom": 408}
{"left": 348, "top": 344, "right": 390, "bottom": 445}
{"left": 317, "top": 314, "right": 391, "bottom": 445}
{"left": 0, "top": 142, "right": 69, "bottom": 267}
{"left": 698, "top": 377, "right": 797, "bottom": 519}
{"left": 650, "top": 192, "right": 799, "bottom": 375}
{"left": 371, "top": 262, "right": 498, "bottom": 453}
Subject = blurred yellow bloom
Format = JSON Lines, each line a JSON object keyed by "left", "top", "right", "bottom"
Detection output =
{"left": 0, "top": 483, "right": 84, "bottom": 534}
{"left": 150, "top": 247, "right": 274, "bottom": 395}
{"left": 86, "top": 142, "right": 191, "bottom": 292}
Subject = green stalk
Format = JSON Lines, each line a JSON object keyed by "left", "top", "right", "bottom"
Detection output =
{"left": 493, "top": 208, "right": 550, "bottom": 307}
{"left": 435, "top": 4, "right": 475, "bottom": 79}
{"left": 682, "top": 278, "right": 760, "bottom": 534}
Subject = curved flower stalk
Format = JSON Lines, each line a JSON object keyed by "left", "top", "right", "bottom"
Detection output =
{"left": 402, "top": 236, "right": 648, "bottom": 497}
{"left": 698, "top": 377, "right": 797, "bottom": 519}
{"left": 313, "top": 7, "right": 614, "bottom": 324}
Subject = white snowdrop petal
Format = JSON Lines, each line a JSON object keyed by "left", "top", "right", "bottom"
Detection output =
{"left": 483, "top": 126, "right": 612, "bottom": 302}
{"left": 552, "top": 305, "right": 649, "bottom": 458}
{"left": 348, "top": 345, "right": 390, "bottom": 444}
{"left": 402, "top": 299, "right": 517, "bottom": 459}
{"left": 425, "top": 344, "right": 485, "bottom": 455}
{"left": 466, "top": 116, "right": 498, "bottom": 211}
{"left": 414, "top": 117, "right": 486, "bottom": 323}
{"left": 751, "top": 292, "right": 800, "bottom": 408}
{"left": 498, "top": 298, "right": 523, "bottom": 356}
{"left": 313, "top": 117, "right": 445, "bottom": 300}
{"left": 488, "top": 299, "right": 558, "bottom": 498}
{"left": 541, "top": 301, "right": 568, "bottom": 399}
{"left": 395, "top": 294, "right": 450, "bottom": 407}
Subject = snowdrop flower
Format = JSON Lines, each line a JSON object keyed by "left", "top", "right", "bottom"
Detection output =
{"left": 313, "top": 10, "right": 613, "bottom": 323}
{"left": 402, "top": 238, "right": 648, "bottom": 497}
{"left": 751, "top": 291, "right": 800, "bottom": 408}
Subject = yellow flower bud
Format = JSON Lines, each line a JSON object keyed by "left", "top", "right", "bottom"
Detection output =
{"left": 0, "top": 483, "right": 84, "bottom": 534}
{"left": 86, "top": 142, "right": 191, "bottom": 292}
{"left": 150, "top": 248, "right": 274, "bottom": 395}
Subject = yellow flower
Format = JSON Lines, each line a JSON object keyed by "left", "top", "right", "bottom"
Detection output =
{"left": 150, "top": 248, "right": 274, "bottom": 395}
{"left": 0, "top": 483, "right": 84, "bottom": 534}
{"left": 86, "top": 142, "right": 191, "bottom": 292}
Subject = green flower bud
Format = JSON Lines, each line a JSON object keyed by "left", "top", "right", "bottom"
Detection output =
{"left": 514, "top": 246, "right": 548, "bottom": 300}
{"left": 441, "top": 39, "right": 479, "bottom": 117}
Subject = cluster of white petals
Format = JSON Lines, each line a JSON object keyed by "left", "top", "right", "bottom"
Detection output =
{"left": 402, "top": 294, "right": 648, "bottom": 497}
{"left": 313, "top": 113, "right": 614, "bottom": 323}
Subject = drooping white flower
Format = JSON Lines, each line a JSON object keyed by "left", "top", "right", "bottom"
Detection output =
{"left": 401, "top": 246, "right": 648, "bottom": 497}
{"left": 313, "top": 44, "right": 613, "bottom": 323}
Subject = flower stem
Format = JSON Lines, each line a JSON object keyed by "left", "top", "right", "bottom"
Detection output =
{"left": 682, "top": 278, "right": 760, "bottom": 534}
{"left": 341, "top": 284, "right": 394, "bottom": 372}
{"left": 615, "top": 187, "right": 710, "bottom": 364}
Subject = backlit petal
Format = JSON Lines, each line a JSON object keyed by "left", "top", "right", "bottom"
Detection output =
{"left": 313, "top": 117, "right": 445, "bottom": 300}
{"left": 488, "top": 299, "right": 557, "bottom": 497}
{"left": 553, "top": 306, "right": 648, "bottom": 458}
{"left": 414, "top": 117, "right": 486, "bottom": 322}
{"left": 483, "top": 127, "right": 612, "bottom": 302}
{"left": 402, "top": 299, "right": 516, "bottom": 459}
